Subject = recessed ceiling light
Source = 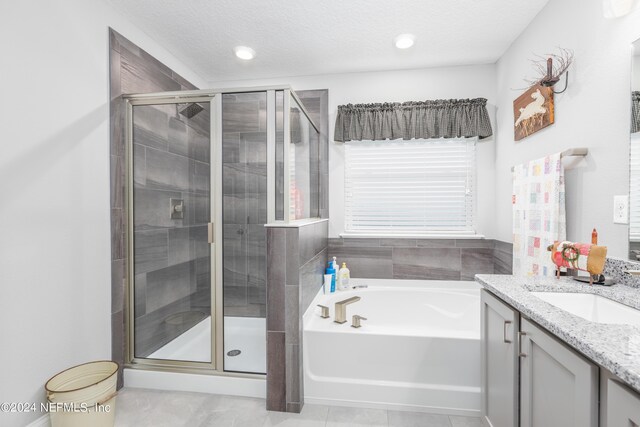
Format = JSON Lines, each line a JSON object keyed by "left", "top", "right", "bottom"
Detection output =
{"left": 394, "top": 34, "right": 415, "bottom": 49}
{"left": 234, "top": 46, "right": 256, "bottom": 60}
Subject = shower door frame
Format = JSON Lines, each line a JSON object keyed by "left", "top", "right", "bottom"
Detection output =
{"left": 123, "top": 86, "right": 319, "bottom": 377}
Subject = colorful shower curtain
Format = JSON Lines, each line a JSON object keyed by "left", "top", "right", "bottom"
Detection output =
{"left": 512, "top": 153, "right": 566, "bottom": 276}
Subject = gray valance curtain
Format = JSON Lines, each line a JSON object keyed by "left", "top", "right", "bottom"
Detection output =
{"left": 334, "top": 98, "right": 492, "bottom": 142}
{"left": 633, "top": 92, "right": 640, "bottom": 134}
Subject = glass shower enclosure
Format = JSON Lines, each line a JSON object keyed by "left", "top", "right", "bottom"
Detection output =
{"left": 124, "top": 87, "right": 319, "bottom": 375}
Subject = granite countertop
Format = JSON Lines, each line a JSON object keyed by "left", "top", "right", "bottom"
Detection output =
{"left": 475, "top": 274, "right": 640, "bottom": 393}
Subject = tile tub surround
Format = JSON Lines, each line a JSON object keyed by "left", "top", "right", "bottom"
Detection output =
{"left": 475, "top": 274, "right": 640, "bottom": 393}
{"left": 266, "top": 219, "right": 329, "bottom": 412}
{"left": 328, "top": 238, "right": 513, "bottom": 280}
{"left": 110, "top": 29, "right": 200, "bottom": 387}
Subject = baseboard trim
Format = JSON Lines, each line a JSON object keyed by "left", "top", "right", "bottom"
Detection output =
{"left": 26, "top": 414, "right": 49, "bottom": 427}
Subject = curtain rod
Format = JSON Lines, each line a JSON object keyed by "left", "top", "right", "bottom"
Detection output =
{"left": 511, "top": 148, "right": 588, "bottom": 172}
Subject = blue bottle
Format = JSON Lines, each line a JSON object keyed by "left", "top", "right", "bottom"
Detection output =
{"left": 326, "top": 262, "right": 336, "bottom": 293}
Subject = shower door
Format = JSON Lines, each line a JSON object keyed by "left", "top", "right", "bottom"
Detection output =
{"left": 127, "top": 95, "right": 218, "bottom": 368}
{"left": 221, "top": 92, "right": 268, "bottom": 374}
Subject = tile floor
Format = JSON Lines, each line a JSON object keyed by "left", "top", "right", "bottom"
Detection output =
{"left": 115, "top": 388, "right": 484, "bottom": 427}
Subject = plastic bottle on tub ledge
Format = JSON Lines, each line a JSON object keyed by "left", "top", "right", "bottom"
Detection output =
{"left": 338, "top": 262, "right": 351, "bottom": 291}
{"left": 323, "top": 274, "right": 333, "bottom": 294}
{"left": 325, "top": 262, "right": 336, "bottom": 293}
{"left": 332, "top": 257, "right": 339, "bottom": 275}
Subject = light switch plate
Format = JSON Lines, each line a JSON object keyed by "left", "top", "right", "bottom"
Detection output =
{"left": 613, "top": 195, "right": 629, "bottom": 224}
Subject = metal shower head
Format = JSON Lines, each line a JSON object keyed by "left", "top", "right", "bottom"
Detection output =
{"left": 178, "top": 103, "right": 205, "bottom": 119}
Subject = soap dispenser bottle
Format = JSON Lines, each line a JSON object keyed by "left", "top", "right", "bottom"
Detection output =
{"left": 338, "top": 262, "right": 350, "bottom": 291}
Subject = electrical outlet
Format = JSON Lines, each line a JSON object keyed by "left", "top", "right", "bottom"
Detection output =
{"left": 613, "top": 195, "right": 629, "bottom": 224}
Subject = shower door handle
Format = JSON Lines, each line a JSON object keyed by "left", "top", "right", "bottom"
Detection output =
{"left": 208, "top": 222, "right": 215, "bottom": 244}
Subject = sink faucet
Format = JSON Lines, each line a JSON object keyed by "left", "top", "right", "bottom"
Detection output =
{"left": 334, "top": 296, "right": 360, "bottom": 324}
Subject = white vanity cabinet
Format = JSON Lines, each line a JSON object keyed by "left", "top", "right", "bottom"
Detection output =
{"left": 481, "top": 290, "right": 599, "bottom": 427}
{"left": 481, "top": 290, "right": 519, "bottom": 427}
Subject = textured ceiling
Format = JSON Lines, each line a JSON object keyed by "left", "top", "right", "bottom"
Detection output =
{"left": 106, "top": 0, "right": 549, "bottom": 83}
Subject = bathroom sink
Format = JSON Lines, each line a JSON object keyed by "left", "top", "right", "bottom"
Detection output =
{"left": 530, "top": 292, "right": 640, "bottom": 327}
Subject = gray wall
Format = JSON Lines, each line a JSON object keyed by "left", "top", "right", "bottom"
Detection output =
{"left": 266, "top": 220, "right": 328, "bottom": 413}
{"left": 328, "top": 238, "right": 513, "bottom": 280}
{"left": 110, "top": 29, "right": 202, "bottom": 384}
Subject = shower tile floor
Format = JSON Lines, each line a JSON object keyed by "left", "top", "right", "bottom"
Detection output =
{"left": 115, "top": 388, "right": 483, "bottom": 427}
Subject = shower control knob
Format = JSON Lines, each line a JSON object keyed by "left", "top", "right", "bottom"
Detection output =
{"left": 169, "top": 198, "right": 184, "bottom": 219}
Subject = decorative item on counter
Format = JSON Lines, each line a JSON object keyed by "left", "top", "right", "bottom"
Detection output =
{"left": 547, "top": 241, "right": 607, "bottom": 285}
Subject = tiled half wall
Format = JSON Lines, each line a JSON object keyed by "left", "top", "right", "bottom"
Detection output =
{"left": 265, "top": 219, "right": 329, "bottom": 413}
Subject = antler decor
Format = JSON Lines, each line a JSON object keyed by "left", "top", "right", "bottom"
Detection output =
{"left": 523, "top": 48, "right": 574, "bottom": 93}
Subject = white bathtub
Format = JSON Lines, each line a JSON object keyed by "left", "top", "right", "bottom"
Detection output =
{"left": 303, "top": 278, "right": 481, "bottom": 415}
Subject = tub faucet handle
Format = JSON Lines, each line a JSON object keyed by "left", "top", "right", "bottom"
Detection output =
{"left": 317, "top": 304, "right": 330, "bottom": 319}
{"left": 351, "top": 315, "right": 367, "bottom": 328}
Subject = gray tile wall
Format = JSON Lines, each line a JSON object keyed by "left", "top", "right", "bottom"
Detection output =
{"left": 110, "top": 29, "right": 201, "bottom": 386}
{"left": 222, "top": 92, "right": 268, "bottom": 318}
{"left": 328, "top": 238, "right": 513, "bottom": 280}
{"left": 266, "top": 220, "right": 328, "bottom": 413}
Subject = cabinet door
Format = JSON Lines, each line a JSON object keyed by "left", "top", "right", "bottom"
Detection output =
{"left": 607, "top": 378, "right": 640, "bottom": 426}
{"left": 481, "top": 290, "right": 519, "bottom": 427}
{"left": 520, "top": 318, "right": 598, "bottom": 427}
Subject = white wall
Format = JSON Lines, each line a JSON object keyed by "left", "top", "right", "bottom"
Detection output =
{"left": 494, "top": 0, "right": 640, "bottom": 258}
{"left": 209, "top": 64, "right": 498, "bottom": 238}
{"left": 633, "top": 50, "right": 640, "bottom": 90}
{"left": 0, "top": 1, "right": 205, "bottom": 425}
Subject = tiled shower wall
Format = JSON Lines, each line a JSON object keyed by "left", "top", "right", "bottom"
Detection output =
{"left": 222, "top": 93, "right": 268, "bottom": 318}
{"left": 328, "top": 238, "right": 513, "bottom": 280}
{"left": 110, "top": 29, "right": 201, "bottom": 385}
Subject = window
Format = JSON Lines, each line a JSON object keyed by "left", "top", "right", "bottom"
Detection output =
{"left": 344, "top": 138, "right": 477, "bottom": 235}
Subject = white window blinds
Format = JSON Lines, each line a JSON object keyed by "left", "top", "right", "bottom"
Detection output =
{"left": 344, "top": 138, "right": 477, "bottom": 234}
{"left": 630, "top": 134, "right": 640, "bottom": 241}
